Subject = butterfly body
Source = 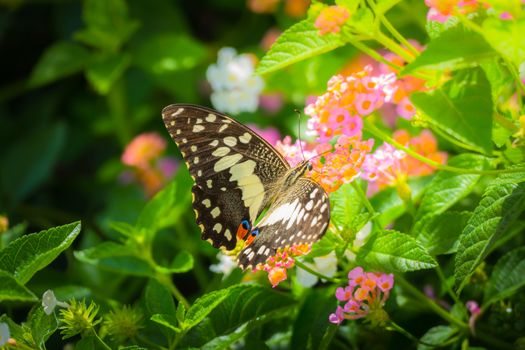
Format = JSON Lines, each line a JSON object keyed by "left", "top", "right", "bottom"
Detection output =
{"left": 162, "top": 104, "right": 330, "bottom": 269}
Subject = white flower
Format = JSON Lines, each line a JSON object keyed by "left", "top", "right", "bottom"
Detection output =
{"left": 296, "top": 251, "right": 338, "bottom": 287}
{"left": 42, "top": 289, "right": 69, "bottom": 315}
{"left": 209, "top": 252, "right": 237, "bottom": 278}
{"left": 0, "top": 322, "right": 10, "bottom": 346}
{"left": 206, "top": 47, "right": 264, "bottom": 114}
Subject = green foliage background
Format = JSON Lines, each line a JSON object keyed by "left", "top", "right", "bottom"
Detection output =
{"left": 0, "top": 0, "right": 524, "bottom": 349}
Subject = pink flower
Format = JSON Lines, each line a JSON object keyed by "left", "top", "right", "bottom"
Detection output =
{"left": 361, "top": 129, "right": 447, "bottom": 195}
{"left": 335, "top": 286, "right": 354, "bottom": 301}
{"left": 255, "top": 244, "right": 311, "bottom": 288}
{"left": 396, "top": 96, "right": 416, "bottom": 119}
{"left": 121, "top": 133, "right": 174, "bottom": 197}
{"left": 329, "top": 306, "right": 345, "bottom": 324}
{"left": 314, "top": 6, "right": 350, "bottom": 35}
{"left": 122, "top": 132, "right": 166, "bottom": 168}
{"left": 274, "top": 136, "right": 316, "bottom": 167}
{"left": 329, "top": 267, "right": 394, "bottom": 325}
{"left": 466, "top": 300, "right": 481, "bottom": 334}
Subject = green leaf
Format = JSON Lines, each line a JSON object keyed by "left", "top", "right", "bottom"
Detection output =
{"left": 28, "top": 41, "right": 90, "bottom": 87}
{"left": 358, "top": 230, "right": 437, "bottom": 272}
{"left": 144, "top": 279, "right": 176, "bottom": 316}
{"left": 200, "top": 307, "right": 291, "bottom": 350}
{"left": 484, "top": 246, "right": 525, "bottom": 306}
{"left": 256, "top": 19, "right": 344, "bottom": 75}
{"left": 183, "top": 288, "right": 231, "bottom": 331}
{"left": 402, "top": 27, "right": 496, "bottom": 75}
{"left": 74, "top": 242, "right": 154, "bottom": 276}
{"left": 330, "top": 183, "right": 368, "bottom": 233}
{"left": 290, "top": 288, "right": 336, "bottom": 350}
{"left": 85, "top": 53, "right": 131, "bottom": 95}
{"left": 151, "top": 314, "right": 181, "bottom": 333}
{"left": 157, "top": 251, "right": 194, "bottom": 274}
{"left": 136, "top": 175, "right": 192, "bottom": 240}
{"left": 0, "top": 270, "right": 37, "bottom": 302}
{"left": 144, "top": 279, "right": 177, "bottom": 340}
{"left": 416, "top": 154, "right": 487, "bottom": 219}
{"left": 418, "top": 211, "right": 472, "bottom": 255}
{"left": 413, "top": 154, "right": 487, "bottom": 238}
{"left": 74, "top": 0, "right": 140, "bottom": 51}
{"left": 454, "top": 172, "right": 525, "bottom": 291}
{"left": 418, "top": 325, "right": 458, "bottom": 350}
{"left": 482, "top": 18, "right": 525, "bottom": 66}
{"left": 411, "top": 68, "right": 493, "bottom": 153}
{"left": 0, "top": 221, "right": 81, "bottom": 284}
{"left": 1, "top": 123, "right": 66, "bottom": 203}
{"left": 27, "top": 307, "right": 58, "bottom": 348}
{"left": 133, "top": 34, "right": 208, "bottom": 75}
{"left": 183, "top": 284, "right": 296, "bottom": 347}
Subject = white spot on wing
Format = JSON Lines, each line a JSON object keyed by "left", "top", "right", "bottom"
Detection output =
{"left": 193, "top": 125, "right": 205, "bottom": 132}
{"left": 212, "top": 147, "right": 230, "bottom": 157}
{"left": 210, "top": 140, "right": 219, "bottom": 147}
{"left": 202, "top": 199, "right": 211, "bottom": 208}
{"left": 213, "top": 223, "right": 222, "bottom": 233}
{"left": 206, "top": 114, "right": 217, "bottom": 122}
{"left": 223, "top": 136, "right": 237, "bottom": 147}
{"left": 229, "top": 160, "right": 264, "bottom": 222}
{"left": 219, "top": 124, "right": 228, "bottom": 132}
{"left": 214, "top": 153, "right": 243, "bottom": 172}
{"left": 224, "top": 229, "right": 232, "bottom": 241}
{"left": 207, "top": 180, "right": 213, "bottom": 188}
{"left": 171, "top": 108, "right": 184, "bottom": 117}
{"left": 310, "top": 188, "right": 319, "bottom": 199}
{"left": 305, "top": 200, "right": 314, "bottom": 210}
{"left": 239, "top": 132, "right": 252, "bottom": 144}
{"left": 211, "top": 207, "right": 221, "bottom": 218}
{"left": 191, "top": 145, "right": 197, "bottom": 152}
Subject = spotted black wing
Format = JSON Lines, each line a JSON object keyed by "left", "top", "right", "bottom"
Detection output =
{"left": 162, "top": 104, "right": 290, "bottom": 250}
{"left": 238, "top": 178, "right": 330, "bottom": 269}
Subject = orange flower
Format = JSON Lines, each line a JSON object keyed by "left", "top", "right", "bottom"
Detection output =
{"left": 314, "top": 5, "right": 350, "bottom": 35}
{"left": 121, "top": 133, "right": 166, "bottom": 168}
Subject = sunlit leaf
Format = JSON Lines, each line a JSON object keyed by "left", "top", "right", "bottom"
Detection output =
{"left": 0, "top": 222, "right": 81, "bottom": 284}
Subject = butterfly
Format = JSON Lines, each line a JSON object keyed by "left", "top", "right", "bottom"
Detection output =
{"left": 162, "top": 104, "right": 330, "bottom": 270}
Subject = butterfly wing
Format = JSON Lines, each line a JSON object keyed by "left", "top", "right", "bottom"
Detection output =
{"left": 162, "top": 104, "right": 290, "bottom": 250}
{"left": 237, "top": 178, "right": 330, "bottom": 269}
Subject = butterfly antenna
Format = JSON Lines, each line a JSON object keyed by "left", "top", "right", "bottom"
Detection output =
{"left": 294, "top": 109, "right": 307, "bottom": 162}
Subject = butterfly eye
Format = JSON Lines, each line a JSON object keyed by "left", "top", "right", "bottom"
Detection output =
{"left": 307, "top": 163, "right": 313, "bottom": 171}
{"left": 251, "top": 228, "right": 259, "bottom": 237}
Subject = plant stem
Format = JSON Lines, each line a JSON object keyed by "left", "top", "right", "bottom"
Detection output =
{"left": 364, "top": 120, "right": 525, "bottom": 175}
{"left": 350, "top": 181, "right": 383, "bottom": 229}
{"left": 396, "top": 275, "right": 468, "bottom": 329}
{"left": 435, "top": 265, "right": 462, "bottom": 306}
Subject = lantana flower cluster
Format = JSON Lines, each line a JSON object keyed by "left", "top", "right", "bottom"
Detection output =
{"left": 305, "top": 66, "right": 396, "bottom": 142}
{"left": 206, "top": 47, "right": 264, "bottom": 114}
{"left": 121, "top": 132, "right": 177, "bottom": 196}
{"left": 314, "top": 5, "right": 351, "bottom": 35}
{"left": 329, "top": 267, "right": 394, "bottom": 325}
{"left": 301, "top": 66, "right": 397, "bottom": 193}
{"left": 425, "top": 0, "right": 487, "bottom": 22}
{"left": 362, "top": 129, "right": 448, "bottom": 195}
{"left": 310, "top": 135, "right": 374, "bottom": 193}
{"left": 255, "top": 244, "right": 310, "bottom": 287}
